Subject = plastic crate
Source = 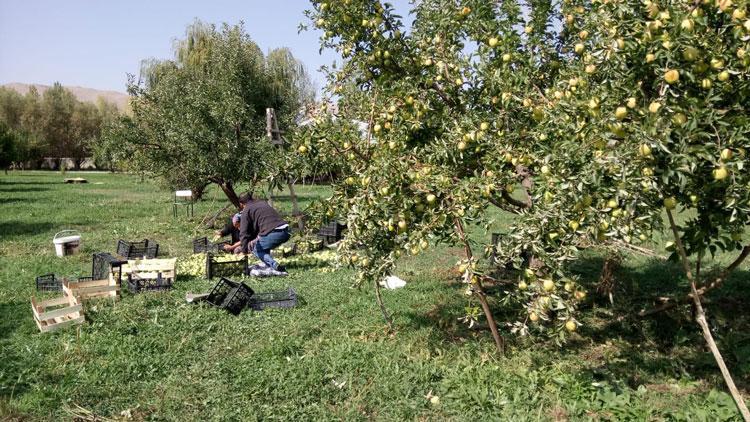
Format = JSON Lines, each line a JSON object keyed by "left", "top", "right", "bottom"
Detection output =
{"left": 92, "top": 252, "right": 127, "bottom": 282}
{"left": 116, "top": 239, "right": 159, "bottom": 259}
{"left": 248, "top": 287, "right": 298, "bottom": 311}
{"left": 206, "top": 277, "right": 254, "bottom": 315}
{"left": 126, "top": 273, "right": 173, "bottom": 293}
{"left": 35, "top": 273, "right": 62, "bottom": 292}
{"left": 192, "top": 237, "right": 230, "bottom": 254}
{"left": 317, "top": 221, "right": 346, "bottom": 245}
{"left": 205, "top": 254, "right": 249, "bottom": 279}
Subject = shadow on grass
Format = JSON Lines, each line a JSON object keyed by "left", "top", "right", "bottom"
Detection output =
{"left": 0, "top": 198, "right": 23, "bottom": 205}
{"left": 562, "top": 255, "right": 750, "bottom": 391}
{"left": 0, "top": 221, "right": 55, "bottom": 239}
{"left": 0, "top": 186, "right": 50, "bottom": 193}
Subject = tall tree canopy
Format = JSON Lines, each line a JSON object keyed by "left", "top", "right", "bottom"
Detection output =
{"left": 99, "top": 21, "right": 315, "bottom": 206}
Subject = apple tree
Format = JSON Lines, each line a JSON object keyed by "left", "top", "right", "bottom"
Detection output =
{"left": 99, "top": 21, "right": 314, "bottom": 207}
{"left": 299, "top": 0, "right": 632, "bottom": 352}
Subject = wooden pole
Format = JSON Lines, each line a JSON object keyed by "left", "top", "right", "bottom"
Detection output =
{"left": 666, "top": 209, "right": 750, "bottom": 421}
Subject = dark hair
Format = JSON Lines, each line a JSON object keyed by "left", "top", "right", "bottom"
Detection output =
{"left": 238, "top": 192, "right": 252, "bottom": 204}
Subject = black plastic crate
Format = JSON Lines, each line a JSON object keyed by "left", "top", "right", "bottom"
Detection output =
{"left": 205, "top": 254, "right": 249, "bottom": 279}
{"left": 206, "top": 277, "right": 254, "bottom": 315}
{"left": 116, "top": 239, "right": 159, "bottom": 259}
{"left": 192, "top": 237, "right": 230, "bottom": 254}
{"left": 92, "top": 252, "right": 127, "bottom": 282}
{"left": 75, "top": 276, "right": 94, "bottom": 282}
{"left": 35, "top": 273, "right": 62, "bottom": 292}
{"left": 248, "top": 287, "right": 298, "bottom": 311}
{"left": 317, "top": 221, "right": 346, "bottom": 244}
{"left": 126, "top": 273, "right": 173, "bottom": 293}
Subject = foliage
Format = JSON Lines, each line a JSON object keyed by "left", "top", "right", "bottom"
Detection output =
{"left": 301, "top": 0, "right": 750, "bottom": 341}
{"left": 0, "top": 84, "right": 119, "bottom": 166}
{"left": 98, "top": 21, "right": 314, "bottom": 206}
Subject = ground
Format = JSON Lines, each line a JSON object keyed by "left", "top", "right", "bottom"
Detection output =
{"left": 0, "top": 171, "right": 747, "bottom": 420}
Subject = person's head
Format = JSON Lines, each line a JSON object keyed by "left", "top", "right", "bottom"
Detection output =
{"left": 238, "top": 192, "right": 252, "bottom": 209}
{"left": 231, "top": 213, "right": 241, "bottom": 229}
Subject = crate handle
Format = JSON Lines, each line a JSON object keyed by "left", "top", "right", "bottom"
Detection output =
{"left": 54, "top": 230, "right": 81, "bottom": 240}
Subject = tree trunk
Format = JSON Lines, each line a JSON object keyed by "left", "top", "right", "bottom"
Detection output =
{"left": 287, "top": 181, "right": 304, "bottom": 230}
{"left": 217, "top": 180, "right": 240, "bottom": 209}
{"left": 454, "top": 218, "right": 505, "bottom": 354}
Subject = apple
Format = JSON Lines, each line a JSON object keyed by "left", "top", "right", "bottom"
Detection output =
{"left": 345, "top": 176, "right": 355, "bottom": 185}
{"left": 721, "top": 148, "right": 733, "bottom": 160}
{"left": 457, "top": 141, "right": 467, "bottom": 151}
{"left": 426, "top": 193, "right": 437, "bottom": 204}
{"left": 542, "top": 279, "right": 555, "bottom": 292}
{"left": 398, "top": 220, "right": 407, "bottom": 230}
{"left": 711, "top": 58, "right": 725, "bottom": 69}
{"left": 502, "top": 53, "right": 512, "bottom": 62}
{"left": 672, "top": 113, "right": 687, "bottom": 125}
{"left": 488, "top": 37, "right": 499, "bottom": 47}
{"left": 574, "top": 290, "right": 587, "bottom": 300}
{"left": 681, "top": 18, "right": 694, "bottom": 31}
{"left": 646, "top": 53, "right": 656, "bottom": 62}
{"left": 718, "top": 71, "right": 730, "bottom": 81}
{"left": 615, "top": 106, "right": 628, "bottom": 120}
{"left": 664, "top": 69, "right": 679, "bottom": 84}
{"left": 297, "top": 145, "right": 308, "bottom": 154}
{"left": 529, "top": 312, "right": 539, "bottom": 322}
{"left": 585, "top": 64, "right": 596, "bottom": 73}
{"left": 569, "top": 220, "right": 580, "bottom": 231}
{"left": 649, "top": 102, "right": 662, "bottom": 113}
{"left": 627, "top": 97, "right": 637, "bottom": 108}
{"left": 713, "top": 166, "right": 729, "bottom": 180}
{"left": 565, "top": 320, "right": 577, "bottom": 332}
{"left": 683, "top": 46, "right": 699, "bottom": 61}
{"left": 540, "top": 165, "right": 550, "bottom": 175}
{"left": 574, "top": 43, "right": 585, "bottom": 54}
{"left": 702, "top": 79, "right": 712, "bottom": 89}
{"left": 564, "top": 281, "right": 574, "bottom": 292}
{"left": 663, "top": 196, "right": 677, "bottom": 210}
{"left": 518, "top": 281, "right": 528, "bottom": 290}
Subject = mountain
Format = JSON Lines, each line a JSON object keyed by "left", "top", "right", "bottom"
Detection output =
{"left": 2, "top": 82, "right": 130, "bottom": 111}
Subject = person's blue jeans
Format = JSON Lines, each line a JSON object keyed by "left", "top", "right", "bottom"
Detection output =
{"left": 253, "top": 228, "right": 290, "bottom": 270}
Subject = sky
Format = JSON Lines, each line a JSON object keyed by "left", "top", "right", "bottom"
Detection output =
{"left": 0, "top": 0, "right": 412, "bottom": 95}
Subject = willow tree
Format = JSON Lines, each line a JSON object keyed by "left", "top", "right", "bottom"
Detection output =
{"left": 99, "top": 21, "right": 314, "bottom": 207}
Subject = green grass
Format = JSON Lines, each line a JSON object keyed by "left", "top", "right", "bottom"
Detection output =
{"left": 0, "top": 171, "right": 747, "bottom": 420}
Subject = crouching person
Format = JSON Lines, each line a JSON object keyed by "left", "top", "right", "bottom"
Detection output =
{"left": 215, "top": 213, "right": 243, "bottom": 254}
{"left": 239, "top": 192, "right": 290, "bottom": 276}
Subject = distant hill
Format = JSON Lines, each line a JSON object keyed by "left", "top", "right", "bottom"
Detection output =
{"left": 2, "top": 82, "right": 130, "bottom": 111}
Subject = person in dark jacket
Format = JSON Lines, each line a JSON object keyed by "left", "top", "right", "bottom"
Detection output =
{"left": 239, "top": 192, "right": 290, "bottom": 274}
{"left": 214, "top": 213, "right": 242, "bottom": 253}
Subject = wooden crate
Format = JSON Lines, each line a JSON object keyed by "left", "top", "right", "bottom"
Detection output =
{"left": 122, "top": 258, "right": 177, "bottom": 293}
{"left": 31, "top": 295, "right": 85, "bottom": 333}
{"left": 62, "top": 277, "right": 119, "bottom": 302}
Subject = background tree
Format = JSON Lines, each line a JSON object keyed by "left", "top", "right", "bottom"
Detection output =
{"left": 98, "top": 21, "right": 314, "bottom": 207}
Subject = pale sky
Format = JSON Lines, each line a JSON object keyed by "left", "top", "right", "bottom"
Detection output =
{"left": 0, "top": 0, "right": 412, "bottom": 94}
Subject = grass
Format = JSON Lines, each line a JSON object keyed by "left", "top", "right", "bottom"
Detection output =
{"left": 0, "top": 171, "right": 748, "bottom": 420}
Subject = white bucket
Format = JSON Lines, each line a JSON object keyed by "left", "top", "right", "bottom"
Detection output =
{"left": 53, "top": 230, "right": 81, "bottom": 257}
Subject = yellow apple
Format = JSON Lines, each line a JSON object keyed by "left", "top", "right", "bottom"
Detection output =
{"left": 542, "top": 279, "right": 555, "bottom": 292}
{"left": 664, "top": 69, "right": 680, "bottom": 84}
{"left": 721, "top": 148, "right": 733, "bottom": 160}
{"left": 297, "top": 145, "right": 308, "bottom": 154}
{"left": 615, "top": 106, "right": 628, "bottom": 120}
{"left": 713, "top": 166, "right": 729, "bottom": 180}
{"left": 489, "top": 37, "right": 499, "bottom": 47}
{"left": 663, "top": 197, "right": 677, "bottom": 210}
{"left": 718, "top": 71, "right": 730, "bottom": 81}
{"left": 565, "top": 320, "right": 577, "bottom": 332}
{"left": 649, "top": 102, "right": 662, "bottom": 113}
